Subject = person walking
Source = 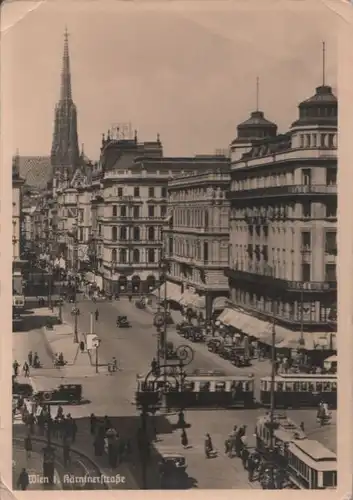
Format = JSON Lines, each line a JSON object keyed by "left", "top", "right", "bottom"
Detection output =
{"left": 181, "top": 429, "right": 188, "bottom": 449}
{"left": 204, "top": 433, "right": 213, "bottom": 458}
{"left": 90, "top": 413, "right": 97, "bottom": 435}
{"left": 24, "top": 434, "right": 32, "bottom": 460}
{"left": 17, "top": 468, "right": 29, "bottom": 490}
{"left": 13, "top": 360, "right": 19, "bottom": 377}
{"left": 95, "top": 309, "right": 99, "bottom": 321}
{"left": 23, "top": 361, "right": 30, "bottom": 378}
{"left": 28, "top": 351, "right": 33, "bottom": 367}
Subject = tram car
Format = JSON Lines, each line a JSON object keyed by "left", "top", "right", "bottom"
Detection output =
{"left": 259, "top": 373, "right": 337, "bottom": 408}
{"left": 135, "top": 370, "right": 255, "bottom": 409}
{"left": 255, "top": 413, "right": 337, "bottom": 489}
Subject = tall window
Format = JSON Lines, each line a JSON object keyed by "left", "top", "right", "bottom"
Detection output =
{"left": 133, "top": 249, "right": 140, "bottom": 263}
{"left": 160, "top": 205, "right": 167, "bottom": 217}
{"left": 301, "top": 263, "right": 311, "bottom": 282}
{"left": 147, "top": 248, "right": 155, "bottom": 263}
{"left": 120, "top": 227, "right": 127, "bottom": 240}
{"left": 133, "top": 206, "right": 140, "bottom": 218}
{"left": 204, "top": 210, "right": 209, "bottom": 228}
{"left": 325, "top": 263, "right": 336, "bottom": 282}
{"left": 133, "top": 227, "right": 140, "bottom": 241}
{"left": 148, "top": 227, "right": 155, "bottom": 241}
{"left": 118, "top": 187, "right": 123, "bottom": 197}
{"left": 148, "top": 187, "right": 155, "bottom": 198}
{"left": 169, "top": 237, "right": 173, "bottom": 255}
{"left": 112, "top": 227, "right": 117, "bottom": 241}
{"left": 111, "top": 249, "right": 117, "bottom": 262}
{"left": 325, "top": 231, "right": 337, "bottom": 254}
{"left": 302, "top": 202, "right": 311, "bottom": 218}
{"left": 301, "top": 169, "right": 311, "bottom": 186}
{"left": 148, "top": 205, "right": 155, "bottom": 217}
{"left": 120, "top": 205, "right": 127, "bottom": 217}
{"left": 161, "top": 187, "right": 167, "bottom": 198}
{"left": 120, "top": 248, "right": 127, "bottom": 264}
{"left": 203, "top": 242, "right": 209, "bottom": 264}
{"left": 301, "top": 231, "right": 311, "bottom": 250}
{"left": 326, "top": 169, "right": 337, "bottom": 186}
{"left": 112, "top": 205, "right": 117, "bottom": 217}
{"left": 134, "top": 187, "right": 140, "bottom": 197}
{"left": 325, "top": 201, "right": 337, "bottom": 218}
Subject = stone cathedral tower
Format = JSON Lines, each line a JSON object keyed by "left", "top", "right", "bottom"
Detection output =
{"left": 51, "top": 28, "right": 80, "bottom": 177}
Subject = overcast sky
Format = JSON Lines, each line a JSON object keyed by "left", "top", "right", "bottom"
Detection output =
{"left": 1, "top": 0, "right": 338, "bottom": 161}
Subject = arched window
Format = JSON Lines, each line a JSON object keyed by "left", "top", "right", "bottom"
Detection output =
{"left": 133, "top": 227, "right": 140, "bottom": 241}
{"left": 148, "top": 227, "right": 155, "bottom": 241}
{"left": 112, "top": 227, "right": 117, "bottom": 241}
{"left": 120, "top": 248, "right": 127, "bottom": 264}
{"left": 111, "top": 249, "right": 117, "bottom": 262}
{"left": 133, "top": 249, "right": 140, "bottom": 263}
{"left": 120, "top": 227, "right": 127, "bottom": 240}
{"left": 147, "top": 248, "right": 155, "bottom": 263}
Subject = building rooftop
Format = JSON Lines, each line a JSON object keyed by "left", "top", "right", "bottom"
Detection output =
{"left": 18, "top": 156, "right": 53, "bottom": 189}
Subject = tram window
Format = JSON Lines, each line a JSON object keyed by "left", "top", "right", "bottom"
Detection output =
{"left": 184, "top": 382, "right": 195, "bottom": 392}
{"left": 215, "top": 382, "right": 226, "bottom": 392}
{"left": 316, "top": 382, "right": 322, "bottom": 392}
{"left": 323, "top": 471, "right": 336, "bottom": 487}
{"left": 293, "top": 382, "right": 299, "bottom": 391}
{"left": 308, "top": 383, "right": 314, "bottom": 391}
{"left": 284, "top": 382, "right": 293, "bottom": 391}
{"left": 332, "top": 382, "right": 337, "bottom": 391}
{"left": 312, "top": 469, "right": 318, "bottom": 488}
{"left": 243, "top": 381, "right": 249, "bottom": 391}
{"left": 301, "top": 382, "right": 308, "bottom": 391}
{"left": 277, "top": 382, "right": 283, "bottom": 392}
{"left": 200, "top": 381, "right": 210, "bottom": 392}
{"left": 323, "top": 382, "right": 331, "bottom": 391}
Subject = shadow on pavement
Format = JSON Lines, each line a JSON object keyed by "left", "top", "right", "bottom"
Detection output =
{"left": 13, "top": 314, "right": 61, "bottom": 333}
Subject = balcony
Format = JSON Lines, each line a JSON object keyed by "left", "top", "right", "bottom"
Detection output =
{"left": 227, "top": 184, "right": 337, "bottom": 201}
{"left": 103, "top": 238, "right": 162, "bottom": 246}
{"left": 225, "top": 268, "right": 336, "bottom": 292}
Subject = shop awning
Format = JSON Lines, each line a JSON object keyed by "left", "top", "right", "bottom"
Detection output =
{"left": 151, "top": 282, "right": 182, "bottom": 302}
{"left": 212, "top": 296, "right": 228, "bottom": 312}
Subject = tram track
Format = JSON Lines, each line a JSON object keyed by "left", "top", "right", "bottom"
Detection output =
{"left": 13, "top": 437, "right": 109, "bottom": 490}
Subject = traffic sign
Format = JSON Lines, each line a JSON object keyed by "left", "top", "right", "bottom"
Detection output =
{"left": 87, "top": 334, "right": 100, "bottom": 350}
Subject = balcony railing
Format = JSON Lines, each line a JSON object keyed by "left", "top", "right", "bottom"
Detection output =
{"left": 225, "top": 268, "right": 336, "bottom": 292}
{"left": 227, "top": 184, "right": 337, "bottom": 201}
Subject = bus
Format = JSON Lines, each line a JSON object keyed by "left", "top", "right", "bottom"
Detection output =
{"left": 259, "top": 373, "right": 337, "bottom": 408}
{"left": 136, "top": 370, "right": 255, "bottom": 409}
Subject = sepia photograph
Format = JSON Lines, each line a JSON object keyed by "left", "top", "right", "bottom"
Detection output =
{"left": 2, "top": 0, "right": 341, "bottom": 492}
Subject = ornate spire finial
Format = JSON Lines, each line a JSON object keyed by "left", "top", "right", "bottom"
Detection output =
{"left": 157, "top": 133, "right": 160, "bottom": 143}
{"left": 107, "top": 129, "right": 111, "bottom": 141}
{"left": 256, "top": 76, "right": 260, "bottom": 111}
{"left": 61, "top": 27, "right": 72, "bottom": 101}
{"left": 322, "top": 41, "right": 326, "bottom": 86}
{"left": 134, "top": 129, "right": 138, "bottom": 142}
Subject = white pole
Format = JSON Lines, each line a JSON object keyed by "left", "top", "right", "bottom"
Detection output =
{"left": 90, "top": 312, "right": 94, "bottom": 334}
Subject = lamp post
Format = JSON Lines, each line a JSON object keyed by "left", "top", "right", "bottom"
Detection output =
{"left": 136, "top": 344, "right": 194, "bottom": 489}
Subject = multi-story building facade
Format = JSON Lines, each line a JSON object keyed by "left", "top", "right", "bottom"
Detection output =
{"left": 163, "top": 164, "right": 231, "bottom": 327}
{"left": 225, "top": 83, "right": 337, "bottom": 349}
{"left": 12, "top": 152, "right": 25, "bottom": 294}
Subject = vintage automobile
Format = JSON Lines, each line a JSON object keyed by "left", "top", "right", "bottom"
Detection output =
{"left": 229, "top": 347, "right": 251, "bottom": 367}
{"left": 116, "top": 315, "right": 131, "bottom": 328}
{"left": 158, "top": 452, "right": 188, "bottom": 489}
{"left": 12, "top": 379, "right": 33, "bottom": 398}
{"left": 207, "top": 338, "right": 222, "bottom": 353}
{"left": 33, "top": 383, "right": 82, "bottom": 405}
{"left": 188, "top": 329, "right": 206, "bottom": 343}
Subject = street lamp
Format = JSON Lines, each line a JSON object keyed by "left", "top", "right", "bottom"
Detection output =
{"left": 136, "top": 344, "right": 194, "bottom": 489}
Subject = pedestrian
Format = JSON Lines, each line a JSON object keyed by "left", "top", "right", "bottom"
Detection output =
{"left": 112, "top": 357, "right": 118, "bottom": 372}
{"left": 23, "top": 361, "right": 30, "bottom": 378}
{"left": 17, "top": 468, "right": 29, "bottom": 490}
{"left": 181, "top": 429, "right": 188, "bottom": 448}
{"left": 247, "top": 454, "right": 256, "bottom": 482}
{"left": 56, "top": 406, "right": 64, "bottom": 419}
{"left": 300, "top": 421, "right": 305, "bottom": 432}
{"left": 95, "top": 309, "right": 99, "bottom": 321}
{"left": 177, "top": 410, "right": 186, "bottom": 428}
{"left": 13, "top": 360, "right": 19, "bottom": 377}
{"left": 204, "top": 433, "right": 213, "bottom": 458}
{"left": 90, "top": 413, "right": 97, "bottom": 435}
{"left": 63, "top": 442, "right": 71, "bottom": 467}
{"left": 24, "top": 434, "right": 32, "bottom": 459}
{"left": 28, "top": 351, "right": 33, "bottom": 367}
{"left": 71, "top": 419, "right": 77, "bottom": 443}
{"left": 241, "top": 447, "right": 249, "bottom": 469}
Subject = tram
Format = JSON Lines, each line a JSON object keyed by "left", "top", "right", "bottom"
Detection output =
{"left": 255, "top": 413, "right": 337, "bottom": 489}
{"left": 259, "top": 373, "right": 337, "bottom": 408}
{"left": 135, "top": 370, "right": 255, "bottom": 409}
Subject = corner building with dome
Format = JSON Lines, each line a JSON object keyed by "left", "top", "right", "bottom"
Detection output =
{"left": 223, "top": 83, "right": 337, "bottom": 353}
